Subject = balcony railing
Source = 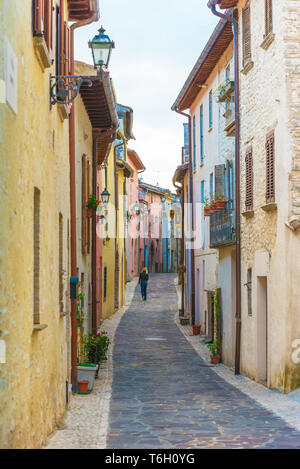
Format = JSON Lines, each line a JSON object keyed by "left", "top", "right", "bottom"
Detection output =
{"left": 210, "top": 200, "right": 235, "bottom": 248}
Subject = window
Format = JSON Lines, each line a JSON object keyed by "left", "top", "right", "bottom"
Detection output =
{"left": 104, "top": 267, "right": 107, "bottom": 300}
{"left": 201, "top": 181, "right": 205, "bottom": 204}
{"left": 33, "top": 0, "right": 53, "bottom": 53}
{"left": 266, "top": 131, "right": 275, "bottom": 204}
{"left": 200, "top": 105, "right": 204, "bottom": 164}
{"left": 242, "top": 2, "right": 252, "bottom": 66}
{"left": 33, "top": 188, "right": 41, "bottom": 324}
{"left": 245, "top": 147, "right": 253, "bottom": 211}
{"left": 193, "top": 116, "right": 196, "bottom": 171}
{"left": 82, "top": 155, "right": 91, "bottom": 255}
{"left": 214, "top": 164, "right": 226, "bottom": 198}
{"left": 209, "top": 91, "right": 213, "bottom": 129}
{"left": 265, "top": 0, "right": 273, "bottom": 37}
{"left": 247, "top": 268, "right": 252, "bottom": 316}
{"left": 59, "top": 214, "right": 63, "bottom": 313}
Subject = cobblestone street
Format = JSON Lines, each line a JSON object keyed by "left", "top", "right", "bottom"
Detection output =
{"left": 107, "top": 274, "right": 300, "bottom": 449}
{"left": 46, "top": 274, "right": 300, "bottom": 449}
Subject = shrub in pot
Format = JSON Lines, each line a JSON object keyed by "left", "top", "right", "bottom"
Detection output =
{"left": 206, "top": 342, "right": 220, "bottom": 364}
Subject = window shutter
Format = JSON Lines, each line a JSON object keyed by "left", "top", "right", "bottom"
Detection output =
{"left": 242, "top": 3, "right": 251, "bottom": 65}
{"left": 82, "top": 155, "right": 87, "bottom": 255}
{"left": 44, "top": 0, "right": 53, "bottom": 53}
{"left": 265, "top": 0, "right": 273, "bottom": 36}
{"left": 33, "top": 0, "right": 43, "bottom": 36}
{"left": 245, "top": 148, "right": 253, "bottom": 211}
{"left": 59, "top": 0, "right": 64, "bottom": 75}
{"left": 63, "top": 21, "right": 70, "bottom": 76}
{"left": 87, "top": 159, "right": 91, "bottom": 254}
{"left": 266, "top": 131, "right": 275, "bottom": 204}
{"left": 214, "top": 164, "right": 226, "bottom": 197}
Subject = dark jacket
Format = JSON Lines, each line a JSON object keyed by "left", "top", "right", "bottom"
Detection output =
{"left": 139, "top": 271, "right": 149, "bottom": 283}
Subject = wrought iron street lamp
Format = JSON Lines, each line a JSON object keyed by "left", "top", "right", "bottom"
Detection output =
{"left": 135, "top": 202, "right": 140, "bottom": 216}
{"left": 89, "top": 26, "right": 115, "bottom": 71}
{"left": 50, "top": 26, "right": 115, "bottom": 107}
{"left": 101, "top": 188, "right": 110, "bottom": 205}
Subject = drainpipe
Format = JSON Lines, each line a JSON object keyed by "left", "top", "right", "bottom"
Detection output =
{"left": 208, "top": 1, "right": 241, "bottom": 375}
{"left": 69, "top": 3, "right": 99, "bottom": 393}
{"left": 173, "top": 108, "right": 195, "bottom": 325}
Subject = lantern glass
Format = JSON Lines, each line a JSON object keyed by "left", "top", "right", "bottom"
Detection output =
{"left": 89, "top": 26, "right": 114, "bottom": 69}
{"left": 101, "top": 188, "right": 110, "bottom": 204}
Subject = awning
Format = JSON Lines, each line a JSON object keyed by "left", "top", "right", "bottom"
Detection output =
{"left": 172, "top": 163, "right": 189, "bottom": 184}
{"left": 67, "top": 0, "right": 99, "bottom": 21}
{"left": 79, "top": 73, "right": 118, "bottom": 130}
{"left": 172, "top": 19, "right": 233, "bottom": 111}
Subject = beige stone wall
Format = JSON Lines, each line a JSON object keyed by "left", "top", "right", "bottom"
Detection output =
{"left": 0, "top": 0, "right": 71, "bottom": 447}
{"left": 238, "top": 0, "right": 300, "bottom": 392}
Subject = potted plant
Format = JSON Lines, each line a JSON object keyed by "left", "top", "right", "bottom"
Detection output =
{"left": 203, "top": 197, "right": 212, "bottom": 216}
{"left": 206, "top": 342, "right": 220, "bottom": 364}
{"left": 193, "top": 324, "right": 201, "bottom": 335}
{"left": 80, "top": 331, "right": 110, "bottom": 380}
{"left": 87, "top": 195, "right": 102, "bottom": 217}
{"left": 215, "top": 192, "right": 226, "bottom": 210}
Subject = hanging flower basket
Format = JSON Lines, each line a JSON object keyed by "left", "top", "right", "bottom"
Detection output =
{"left": 87, "top": 195, "right": 102, "bottom": 213}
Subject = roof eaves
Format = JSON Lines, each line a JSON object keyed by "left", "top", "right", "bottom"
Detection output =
{"left": 172, "top": 17, "right": 229, "bottom": 112}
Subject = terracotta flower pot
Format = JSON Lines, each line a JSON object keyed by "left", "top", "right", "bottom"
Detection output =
{"left": 204, "top": 208, "right": 211, "bottom": 216}
{"left": 216, "top": 200, "right": 226, "bottom": 210}
{"left": 210, "top": 354, "right": 220, "bottom": 365}
{"left": 78, "top": 380, "right": 89, "bottom": 393}
{"left": 193, "top": 325, "right": 201, "bottom": 335}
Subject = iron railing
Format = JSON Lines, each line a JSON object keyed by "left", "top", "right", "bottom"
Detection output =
{"left": 210, "top": 200, "right": 235, "bottom": 247}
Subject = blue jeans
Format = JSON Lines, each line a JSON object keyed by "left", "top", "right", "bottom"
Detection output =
{"left": 141, "top": 280, "right": 148, "bottom": 300}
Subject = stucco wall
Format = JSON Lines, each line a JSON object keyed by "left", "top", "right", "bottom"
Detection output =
{"left": 0, "top": 0, "right": 71, "bottom": 448}
{"left": 190, "top": 40, "right": 235, "bottom": 335}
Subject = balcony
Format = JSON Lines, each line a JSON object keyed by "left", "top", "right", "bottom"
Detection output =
{"left": 210, "top": 200, "right": 235, "bottom": 248}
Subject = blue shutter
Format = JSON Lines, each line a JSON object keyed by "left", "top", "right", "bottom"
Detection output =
{"left": 193, "top": 116, "right": 196, "bottom": 171}
{"left": 209, "top": 91, "right": 213, "bottom": 129}
{"left": 200, "top": 105, "right": 204, "bottom": 164}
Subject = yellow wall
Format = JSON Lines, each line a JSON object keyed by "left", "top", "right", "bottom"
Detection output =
{"left": 0, "top": 0, "right": 71, "bottom": 448}
{"left": 74, "top": 62, "right": 95, "bottom": 335}
{"left": 101, "top": 145, "right": 116, "bottom": 320}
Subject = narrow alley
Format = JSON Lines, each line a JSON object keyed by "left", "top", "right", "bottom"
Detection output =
{"left": 47, "top": 274, "right": 300, "bottom": 449}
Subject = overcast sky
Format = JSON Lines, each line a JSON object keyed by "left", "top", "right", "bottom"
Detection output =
{"left": 74, "top": 0, "right": 218, "bottom": 190}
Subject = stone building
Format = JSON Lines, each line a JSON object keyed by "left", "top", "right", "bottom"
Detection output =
{"left": 233, "top": 0, "right": 300, "bottom": 392}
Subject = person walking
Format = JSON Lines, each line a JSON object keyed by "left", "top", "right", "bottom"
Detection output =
{"left": 139, "top": 267, "right": 149, "bottom": 301}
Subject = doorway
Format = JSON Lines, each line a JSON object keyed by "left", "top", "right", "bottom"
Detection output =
{"left": 257, "top": 276, "right": 268, "bottom": 384}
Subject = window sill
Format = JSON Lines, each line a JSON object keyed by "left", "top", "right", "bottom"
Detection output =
{"left": 242, "top": 210, "right": 254, "bottom": 218}
{"left": 261, "top": 202, "right": 277, "bottom": 212}
{"left": 33, "top": 324, "right": 48, "bottom": 332}
{"left": 33, "top": 35, "right": 51, "bottom": 71}
{"left": 241, "top": 60, "right": 254, "bottom": 75}
{"left": 260, "top": 32, "right": 275, "bottom": 51}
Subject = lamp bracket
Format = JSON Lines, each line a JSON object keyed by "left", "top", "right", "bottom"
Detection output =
{"left": 50, "top": 75, "right": 93, "bottom": 107}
